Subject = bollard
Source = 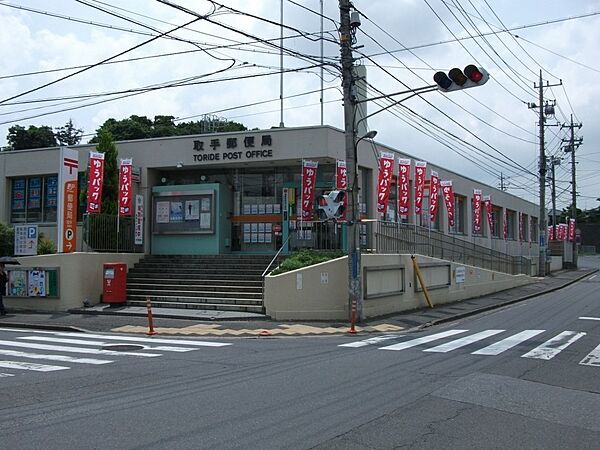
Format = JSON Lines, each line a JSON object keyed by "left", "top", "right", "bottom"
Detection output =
{"left": 348, "top": 297, "right": 357, "bottom": 334}
{"left": 146, "top": 297, "right": 157, "bottom": 335}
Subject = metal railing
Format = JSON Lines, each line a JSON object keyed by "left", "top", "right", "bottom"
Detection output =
{"left": 82, "top": 213, "right": 142, "bottom": 253}
{"left": 288, "top": 221, "right": 343, "bottom": 252}
{"left": 370, "top": 221, "right": 531, "bottom": 275}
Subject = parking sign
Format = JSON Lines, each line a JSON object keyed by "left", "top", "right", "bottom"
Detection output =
{"left": 14, "top": 225, "right": 38, "bottom": 256}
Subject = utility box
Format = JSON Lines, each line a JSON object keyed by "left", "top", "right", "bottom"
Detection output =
{"left": 103, "top": 262, "right": 127, "bottom": 304}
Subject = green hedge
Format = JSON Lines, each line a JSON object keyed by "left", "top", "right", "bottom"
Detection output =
{"left": 271, "top": 249, "right": 344, "bottom": 275}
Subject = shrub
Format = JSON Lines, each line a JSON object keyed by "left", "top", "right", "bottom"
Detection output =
{"left": 37, "top": 233, "right": 56, "bottom": 255}
{"left": 271, "top": 249, "right": 344, "bottom": 275}
{"left": 0, "top": 222, "right": 14, "bottom": 257}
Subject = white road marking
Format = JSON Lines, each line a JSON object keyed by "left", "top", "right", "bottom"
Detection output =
{"left": 521, "top": 331, "right": 586, "bottom": 360}
{"left": 0, "top": 340, "right": 161, "bottom": 357}
{"left": 424, "top": 330, "right": 505, "bottom": 353}
{"left": 472, "top": 330, "right": 546, "bottom": 356}
{"left": 588, "top": 275, "right": 597, "bottom": 280}
{"left": 0, "top": 349, "right": 112, "bottom": 365}
{"left": 578, "top": 317, "right": 600, "bottom": 321}
{"left": 339, "top": 334, "right": 403, "bottom": 348}
{"left": 54, "top": 332, "right": 232, "bottom": 347}
{"left": 17, "top": 336, "right": 197, "bottom": 352}
{"left": 0, "top": 373, "right": 15, "bottom": 378}
{"left": 380, "top": 329, "right": 469, "bottom": 351}
{"left": 0, "top": 361, "right": 69, "bottom": 372}
{"left": 579, "top": 344, "right": 600, "bottom": 367}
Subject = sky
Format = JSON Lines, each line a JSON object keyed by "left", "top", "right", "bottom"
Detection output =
{"left": 0, "top": 0, "right": 598, "bottom": 211}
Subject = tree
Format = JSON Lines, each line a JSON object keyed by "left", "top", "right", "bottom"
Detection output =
{"left": 80, "top": 130, "right": 119, "bottom": 215}
{"left": 55, "top": 119, "right": 83, "bottom": 146}
{"left": 0, "top": 222, "right": 14, "bottom": 257}
{"left": 7, "top": 124, "right": 57, "bottom": 150}
{"left": 90, "top": 114, "right": 246, "bottom": 142}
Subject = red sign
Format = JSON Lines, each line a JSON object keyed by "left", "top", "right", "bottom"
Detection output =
{"left": 503, "top": 208, "right": 507, "bottom": 240}
{"left": 557, "top": 223, "right": 568, "bottom": 241}
{"left": 301, "top": 160, "right": 318, "bottom": 220}
{"left": 518, "top": 212, "right": 524, "bottom": 241}
{"left": 63, "top": 180, "right": 78, "bottom": 253}
{"left": 336, "top": 159, "right": 347, "bottom": 221}
{"left": 376, "top": 152, "right": 394, "bottom": 215}
{"left": 473, "top": 189, "right": 482, "bottom": 234}
{"left": 414, "top": 161, "right": 427, "bottom": 215}
{"left": 548, "top": 225, "right": 555, "bottom": 241}
{"left": 398, "top": 158, "right": 411, "bottom": 216}
{"left": 483, "top": 195, "right": 493, "bottom": 235}
{"left": 440, "top": 180, "right": 454, "bottom": 226}
{"left": 568, "top": 218, "right": 576, "bottom": 241}
{"left": 429, "top": 171, "right": 440, "bottom": 222}
{"left": 118, "top": 158, "right": 133, "bottom": 216}
{"left": 86, "top": 151, "right": 105, "bottom": 214}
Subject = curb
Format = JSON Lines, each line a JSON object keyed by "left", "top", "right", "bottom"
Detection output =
{"left": 0, "top": 321, "right": 87, "bottom": 333}
{"left": 66, "top": 308, "right": 270, "bottom": 322}
{"left": 418, "top": 268, "right": 599, "bottom": 329}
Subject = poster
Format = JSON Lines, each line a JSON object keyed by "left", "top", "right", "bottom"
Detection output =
{"left": 170, "top": 201, "right": 183, "bottom": 222}
{"left": 201, "top": 197, "right": 211, "bottom": 212}
{"left": 9, "top": 270, "right": 27, "bottom": 297}
{"left": 200, "top": 212, "right": 211, "bottom": 229}
{"left": 156, "top": 201, "right": 170, "bottom": 223}
{"left": 185, "top": 200, "right": 200, "bottom": 221}
{"left": 28, "top": 270, "right": 46, "bottom": 297}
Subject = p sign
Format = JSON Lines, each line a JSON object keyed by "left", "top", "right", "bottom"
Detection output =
{"left": 14, "top": 225, "right": 38, "bottom": 256}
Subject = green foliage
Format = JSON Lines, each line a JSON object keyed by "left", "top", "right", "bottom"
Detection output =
{"left": 0, "top": 222, "right": 14, "bottom": 257}
{"left": 37, "top": 233, "right": 56, "bottom": 255}
{"left": 55, "top": 119, "right": 83, "bottom": 146}
{"left": 7, "top": 124, "right": 57, "bottom": 150}
{"left": 97, "top": 130, "right": 119, "bottom": 216}
{"left": 89, "top": 115, "right": 247, "bottom": 143}
{"left": 271, "top": 250, "right": 344, "bottom": 275}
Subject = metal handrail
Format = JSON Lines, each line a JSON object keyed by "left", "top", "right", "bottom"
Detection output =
{"left": 262, "top": 234, "right": 291, "bottom": 278}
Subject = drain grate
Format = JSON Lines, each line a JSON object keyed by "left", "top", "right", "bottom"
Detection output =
{"left": 102, "top": 344, "right": 145, "bottom": 352}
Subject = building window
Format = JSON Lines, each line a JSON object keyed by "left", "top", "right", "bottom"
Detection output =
{"left": 491, "top": 206, "right": 502, "bottom": 238}
{"left": 11, "top": 175, "right": 59, "bottom": 224}
{"left": 506, "top": 209, "right": 516, "bottom": 240}
{"left": 450, "top": 195, "right": 466, "bottom": 234}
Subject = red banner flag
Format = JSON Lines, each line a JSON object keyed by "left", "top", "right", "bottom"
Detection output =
{"left": 335, "top": 159, "right": 347, "bottom": 221}
{"left": 528, "top": 215, "right": 532, "bottom": 244}
{"left": 518, "top": 212, "right": 524, "bottom": 241}
{"left": 301, "top": 160, "right": 318, "bottom": 220}
{"left": 376, "top": 152, "right": 395, "bottom": 215}
{"left": 118, "top": 158, "right": 133, "bottom": 216}
{"left": 398, "top": 158, "right": 411, "bottom": 216}
{"left": 86, "top": 151, "right": 105, "bottom": 214}
{"left": 548, "top": 225, "right": 554, "bottom": 241}
{"left": 568, "top": 218, "right": 576, "bottom": 242}
{"left": 440, "top": 180, "right": 455, "bottom": 226}
{"left": 473, "top": 189, "right": 482, "bottom": 234}
{"left": 429, "top": 170, "right": 440, "bottom": 222}
{"left": 503, "top": 208, "right": 507, "bottom": 240}
{"left": 483, "top": 195, "right": 493, "bottom": 235}
{"left": 558, "top": 223, "right": 568, "bottom": 241}
{"left": 414, "top": 161, "right": 427, "bottom": 215}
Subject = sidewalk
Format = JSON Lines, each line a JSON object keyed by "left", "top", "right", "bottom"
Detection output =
{"left": 0, "top": 267, "right": 596, "bottom": 337}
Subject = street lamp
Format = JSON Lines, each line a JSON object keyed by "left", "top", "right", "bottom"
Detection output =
{"left": 348, "top": 129, "right": 377, "bottom": 333}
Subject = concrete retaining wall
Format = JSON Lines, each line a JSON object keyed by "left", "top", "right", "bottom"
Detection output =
{"left": 264, "top": 253, "right": 534, "bottom": 321}
{"left": 4, "top": 253, "right": 143, "bottom": 312}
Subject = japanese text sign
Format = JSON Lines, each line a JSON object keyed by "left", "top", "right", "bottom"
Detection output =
{"left": 376, "top": 152, "right": 394, "bottom": 215}
{"left": 440, "top": 180, "right": 455, "bottom": 227}
{"left": 398, "top": 158, "right": 411, "bottom": 216}
{"left": 414, "top": 161, "right": 427, "bottom": 215}
{"left": 118, "top": 158, "right": 133, "bottom": 216}
{"left": 301, "top": 160, "right": 318, "bottom": 220}
{"left": 86, "top": 151, "right": 105, "bottom": 214}
{"left": 429, "top": 171, "right": 440, "bottom": 222}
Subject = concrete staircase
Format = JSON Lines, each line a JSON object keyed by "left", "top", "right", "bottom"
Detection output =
{"left": 126, "top": 255, "right": 278, "bottom": 314}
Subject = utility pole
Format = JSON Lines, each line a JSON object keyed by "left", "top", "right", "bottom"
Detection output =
{"left": 499, "top": 172, "right": 506, "bottom": 191}
{"left": 529, "top": 70, "right": 561, "bottom": 277}
{"left": 548, "top": 156, "right": 561, "bottom": 239}
{"left": 562, "top": 114, "right": 583, "bottom": 267}
{"left": 339, "top": 0, "right": 361, "bottom": 325}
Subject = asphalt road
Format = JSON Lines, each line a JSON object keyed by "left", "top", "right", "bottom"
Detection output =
{"left": 1, "top": 256, "right": 599, "bottom": 449}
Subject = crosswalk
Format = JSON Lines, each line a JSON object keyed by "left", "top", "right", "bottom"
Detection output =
{"left": 340, "top": 328, "right": 600, "bottom": 368}
{"left": 0, "top": 328, "right": 231, "bottom": 378}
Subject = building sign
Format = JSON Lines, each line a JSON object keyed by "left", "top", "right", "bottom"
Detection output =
{"left": 192, "top": 134, "right": 274, "bottom": 163}
{"left": 86, "top": 151, "right": 105, "bottom": 214}
{"left": 14, "top": 225, "right": 38, "bottom": 256}
{"left": 440, "top": 180, "right": 455, "bottom": 227}
{"left": 118, "top": 158, "right": 133, "bottom": 216}
{"left": 135, "top": 194, "right": 144, "bottom": 245}
{"left": 57, "top": 147, "right": 78, "bottom": 253}
{"left": 376, "top": 152, "right": 394, "bottom": 215}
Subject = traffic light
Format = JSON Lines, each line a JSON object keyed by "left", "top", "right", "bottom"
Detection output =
{"left": 316, "top": 190, "right": 346, "bottom": 221}
{"left": 433, "top": 65, "right": 489, "bottom": 92}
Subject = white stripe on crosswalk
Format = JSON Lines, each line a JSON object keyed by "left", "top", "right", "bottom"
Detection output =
{"left": 18, "top": 336, "right": 197, "bottom": 352}
{"left": 0, "top": 361, "right": 69, "bottom": 372}
{"left": 380, "top": 329, "right": 469, "bottom": 351}
{"left": 0, "top": 349, "right": 113, "bottom": 365}
{"left": 521, "top": 331, "right": 586, "bottom": 360}
{"left": 339, "top": 334, "right": 403, "bottom": 348}
{"left": 54, "top": 332, "right": 231, "bottom": 347}
{"left": 0, "top": 340, "right": 161, "bottom": 357}
{"left": 472, "top": 330, "right": 545, "bottom": 356}
{"left": 579, "top": 344, "right": 600, "bottom": 367}
{"left": 424, "top": 330, "right": 505, "bottom": 353}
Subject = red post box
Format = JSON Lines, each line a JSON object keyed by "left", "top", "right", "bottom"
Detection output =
{"left": 103, "top": 262, "right": 127, "bottom": 304}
